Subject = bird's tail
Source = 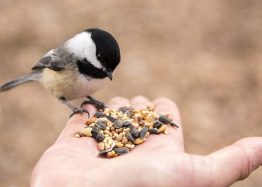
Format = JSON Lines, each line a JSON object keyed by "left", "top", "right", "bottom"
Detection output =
{"left": 0, "top": 71, "right": 41, "bottom": 92}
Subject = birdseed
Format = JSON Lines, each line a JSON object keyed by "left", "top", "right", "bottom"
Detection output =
{"left": 75, "top": 104, "right": 179, "bottom": 158}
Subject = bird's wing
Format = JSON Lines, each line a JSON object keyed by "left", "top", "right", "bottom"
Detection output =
{"left": 32, "top": 49, "right": 66, "bottom": 71}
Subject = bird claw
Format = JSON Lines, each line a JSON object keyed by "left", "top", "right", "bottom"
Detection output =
{"left": 81, "top": 96, "right": 106, "bottom": 111}
{"left": 69, "top": 108, "right": 90, "bottom": 118}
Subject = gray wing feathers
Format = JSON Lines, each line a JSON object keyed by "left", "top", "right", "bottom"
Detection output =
{"left": 32, "top": 49, "right": 66, "bottom": 71}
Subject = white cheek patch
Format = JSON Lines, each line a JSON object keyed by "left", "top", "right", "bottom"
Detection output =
{"left": 65, "top": 32, "right": 102, "bottom": 69}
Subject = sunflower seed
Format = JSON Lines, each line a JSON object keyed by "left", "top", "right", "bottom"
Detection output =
{"left": 148, "top": 128, "right": 159, "bottom": 134}
{"left": 89, "top": 126, "right": 99, "bottom": 137}
{"left": 113, "top": 147, "right": 129, "bottom": 155}
{"left": 119, "top": 106, "right": 134, "bottom": 117}
{"left": 170, "top": 121, "right": 179, "bottom": 128}
{"left": 113, "top": 119, "right": 123, "bottom": 129}
{"left": 130, "top": 126, "right": 139, "bottom": 138}
{"left": 122, "top": 121, "right": 132, "bottom": 127}
{"left": 94, "top": 111, "right": 106, "bottom": 118}
{"left": 95, "top": 121, "right": 107, "bottom": 130}
{"left": 95, "top": 132, "right": 105, "bottom": 142}
{"left": 139, "top": 127, "right": 148, "bottom": 139}
{"left": 126, "top": 132, "right": 135, "bottom": 142}
{"left": 106, "top": 115, "right": 117, "bottom": 122}
{"left": 153, "top": 121, "right": 163, "bottom": 129}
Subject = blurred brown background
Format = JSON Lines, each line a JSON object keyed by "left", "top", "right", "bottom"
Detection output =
{"left": 0, "top": 0, "right": 261, "bottom": 186}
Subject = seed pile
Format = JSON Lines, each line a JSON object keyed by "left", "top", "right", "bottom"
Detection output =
{"left": 75, "top": 105, "right": 179, "bottom": 158}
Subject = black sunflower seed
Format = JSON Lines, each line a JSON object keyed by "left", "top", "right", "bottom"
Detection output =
{"left": 130, "top": 126, "right": 139, "bottom": 138}
{"left": 113, "top": 120, "right": 123, "bottom": 129}
{"left": 126, "top": 132, "right": 135, "bottom": 142}
{"left": 106, "top": 115, "right": 117, "bottom": 123}
{"left": 170, "top": 121, "right": 179, "bottom": 128}
{"left": 153, "top": 121, "right": 162, "bottom": 129}
{"left": 88, "top": 126, "right": 99, "bottom": 137}
{"left": 122, "top": 121, "right": 132, "bottom": 127}
{"left": 139, "top": 127, "right": 148, "bottom": 138}
{"left": 148, "top": 128, "right": 159, "bottom": 134}
{"left": 95, "top": 121, "right": 107, "bottom": 130}
{"left": 95, "top": 132, "right": 105, "bottom": 142}
{"left": 94, "top": 111, "right": 105, "bottom": 118}
{"left": 118, "top": 106, "right": 134, "bottom": 117}
{"left": 158, "top": 115, "right": 179, "bottom": 128}
{"left": 113, "top": 147, "right": 129, "bottom": 155}
{"left": 158, "top": 115, "right": 171, "bottom": 124}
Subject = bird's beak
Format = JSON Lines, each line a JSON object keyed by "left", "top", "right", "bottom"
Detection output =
{"left": 106, "top": 70, "right": 113, "bottom": 80}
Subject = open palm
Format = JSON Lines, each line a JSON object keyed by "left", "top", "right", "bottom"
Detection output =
{"left": 31, "top": 96, "right": 262, "bottom": 187}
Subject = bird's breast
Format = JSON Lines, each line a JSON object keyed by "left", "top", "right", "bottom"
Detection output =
{"left": 39, "top": 69, "right": 109, "bottom": 100}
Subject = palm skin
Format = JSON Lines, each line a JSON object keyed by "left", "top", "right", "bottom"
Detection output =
{"left": 31, "top": 96, "right": 262, "bottom": 187}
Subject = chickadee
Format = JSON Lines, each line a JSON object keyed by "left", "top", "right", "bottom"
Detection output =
{"left": 0, "top": 28, "right": 121, "bottom": 115}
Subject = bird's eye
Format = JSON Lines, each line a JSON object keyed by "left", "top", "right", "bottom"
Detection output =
{"left": 102, "top": 67, "right": 106, "bottom": 72}
{"left": 97, "top": 53, "right": 101, "bottom": 57}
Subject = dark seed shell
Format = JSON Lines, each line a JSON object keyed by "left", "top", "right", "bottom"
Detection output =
{"left": 158, "top": 115, "right": 172, "bottom": 124}
{"left": 148, "top": 128, "right": 159, "bottom": 134}
{"left": 94, "top": 111, "right": 105, "bottom": 118}
{"left": 88, "top": 126, "right": 99, "bottom": 137}
{"left": 153, "top": 121, "right": 163, "bottom": 129}
{"left": 139, "top": 127, "right": 148, "bottom": 138}
{"left": 118, "top": 106, "right": 129, "bottom": 113}
{"left": 158, "top": 115, "right": 179, "bottom": 128}
{"left": 122, "top": 121, "right": 132, "bottom": 127}
{"left": 106, "top": 115, "right": 117, "bottom": 123}
{"left": 95, "top": 132, "right": 105, "bottom": 142}
{"left": 126, "top": 132, "right": 135, "bottom": 142}
{"left": 170, "top": 121, "right": 179, "bottom": 128}
{"left": 113, "top": 120, "right": 123, "bottom": 129}
{"left": 113, "top": 147, "right": 129, "bottom": 155}
{"left": 130, "top": 126, "right": 139, "bottom": 138}
{"left": 95, "top": 121, "right": 107, "bottom": 130}
{"left": 118, "top": 106, "right": 134, "bottom": 117}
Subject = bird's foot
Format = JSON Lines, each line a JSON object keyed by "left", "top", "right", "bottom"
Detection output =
{"left": 69, "top": 108, "right": 90, "bottom": 118}
{"left": 59, "top": 96, "right": 90, "bottom": 118}
{"left": 81, "top": 96, "right": 106, "bottom": 111}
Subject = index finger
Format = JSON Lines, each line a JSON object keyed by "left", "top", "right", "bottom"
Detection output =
{"left": 153, "top": 97, "right": 184, "bottom": 151}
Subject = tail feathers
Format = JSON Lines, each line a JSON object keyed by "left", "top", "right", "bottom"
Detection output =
{"left": 0, "top": 71, "right": 41, "bottom": 92}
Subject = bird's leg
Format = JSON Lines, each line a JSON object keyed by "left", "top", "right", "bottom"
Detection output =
{"left": 59, "top": 97, "right": 90, "bottom": 118}
{"left": 81, "top": 96, "right": 106, "bottom": 111}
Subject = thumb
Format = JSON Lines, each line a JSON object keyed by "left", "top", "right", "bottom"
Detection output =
{"left": 57, "top": 104, "right": 97, "bottom": 142}
{"left": 208, "top": 137, "right": 262, "bottom": 186}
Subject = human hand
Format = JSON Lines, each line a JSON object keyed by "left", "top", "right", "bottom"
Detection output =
{"left": 31, "top": 96, "right": 262, "bottom": 187}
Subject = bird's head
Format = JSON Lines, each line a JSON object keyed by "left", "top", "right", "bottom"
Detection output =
{"left": 65, "top": 28, "right": 121, "bottom": 80}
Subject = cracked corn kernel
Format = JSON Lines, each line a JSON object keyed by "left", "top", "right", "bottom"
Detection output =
{"left": 98, "top": 142, "right": 105, "bottom": 151}
{"left": 79, "top": 127, "right": 92, "bottom": 137}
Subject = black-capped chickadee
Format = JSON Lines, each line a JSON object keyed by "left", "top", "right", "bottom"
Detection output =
{"left": 0, "top": 28, "right": 121, "bottom": 115}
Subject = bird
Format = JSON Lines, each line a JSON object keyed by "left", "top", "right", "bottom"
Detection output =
{"left": 0, "top": 28, "right": 121, "bottom": 116}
